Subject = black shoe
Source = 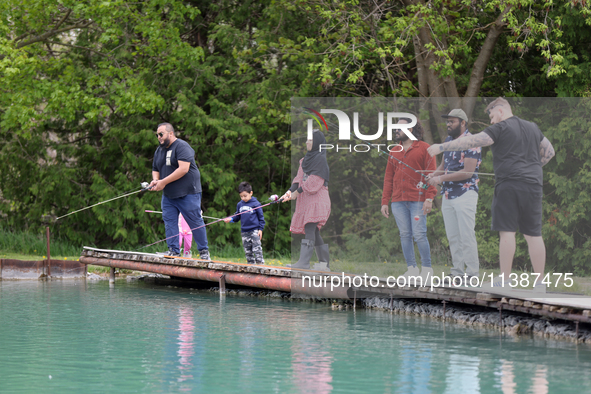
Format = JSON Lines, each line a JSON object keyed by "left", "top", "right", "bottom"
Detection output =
{"left": 199, "top": 249, "right": 211, "bottom": 261}
{"left": 165, "top": 250, "right": 180, "bottom": 257}
{"left": 446, "top": 274, "right": 478, "bottom": 287}
{"left": 444, "top": 274, "right": 463, "bottom": 287}
{"left": 463, "top": 275, "right": 479, "bottom": 287}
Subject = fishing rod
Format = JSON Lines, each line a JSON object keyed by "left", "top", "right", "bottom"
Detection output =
{"left": 359, "top": 140, "right": 436, "bottom": 191}
{"left": 145, "top": 210, "right": 223, "bottom": 221}
{"left": 56, "top": 183, "right": 154, "bottom": 221}
{"left": 139, "top": 195, "right": 284, "bottom": 250}
{"left": 418, "top": 169, "right": 495, "bottom": 177}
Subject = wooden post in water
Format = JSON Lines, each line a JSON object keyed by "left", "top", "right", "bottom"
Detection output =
{"left": 219, "top": 274, "right": 226, "bottom": 295}
{"left": 45, "top": 226, "right": 51, "bottom": 278}
{"left": 110, "top": 267, "right": 115, "bottom": 283}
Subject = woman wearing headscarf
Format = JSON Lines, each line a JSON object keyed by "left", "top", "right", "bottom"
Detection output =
{"left": 280, "top": 129, "right": 331, "bottom": 270}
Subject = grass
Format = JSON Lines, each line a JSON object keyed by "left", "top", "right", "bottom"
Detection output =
{"left": 0, "top": 228, "right": 292, "bottom": 270}
{"left": 1, "top": 228, "right": 589, "bottom": 295}
{"left": 0, "top": 228, "right": 81, "bottom": 260}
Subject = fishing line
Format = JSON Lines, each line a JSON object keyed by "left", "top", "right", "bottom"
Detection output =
{"left": 418, "top": 169, "right": 495, "bottom": 177}
{"left": 273, "top": 141, "right": 289, "bottom": 259}
{"left": 139, "top": 196, "right": 284, "bottom": 251}
{"left": 56, "top": 184, "right": 153, "bottom": 221}
{"left": 145, "top": 210, "right": 222, "bottom": 221}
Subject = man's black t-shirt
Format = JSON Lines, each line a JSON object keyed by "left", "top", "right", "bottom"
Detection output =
{"left": 152, "top": 139, "right": 202, "bottom": 199}
{"left": 483, "top": 116, "right": 544, "bottom": 186}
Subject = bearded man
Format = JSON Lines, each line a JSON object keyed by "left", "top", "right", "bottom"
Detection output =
{"left": 427, "top": 99, "right": 555, "bottom": 292}
{"left": 149, "top": 122, "right": 210, "bottom": 260}
{"left": 426, "top": 109, "right": 481, "bottom": 283}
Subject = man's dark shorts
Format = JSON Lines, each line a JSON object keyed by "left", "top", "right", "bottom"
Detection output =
{"left": 491, "top": 180, "right": 543, "bottom": 236}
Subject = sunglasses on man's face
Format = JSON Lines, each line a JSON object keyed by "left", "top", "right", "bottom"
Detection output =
{"left": 486, "top": 105, "right": 501, "bottom": 115}
{"left": 157, "top": 131, "right": 168, "bottom": 138}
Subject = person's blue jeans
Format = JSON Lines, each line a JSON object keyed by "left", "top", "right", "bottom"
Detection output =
{"left": 391, "top": 201, "right": 432, "bottom": 268}
{"left": 162, "top": 193, "right": 208, "bottom": 254}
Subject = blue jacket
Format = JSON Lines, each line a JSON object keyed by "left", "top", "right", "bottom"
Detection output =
{"left": 230, "top": 197, "right": 265, "bottom": 232}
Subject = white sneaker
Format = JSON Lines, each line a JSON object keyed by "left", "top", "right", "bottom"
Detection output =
{"left": 402, "top": 266, "right": 420, "bottom": 278}
{"left": 533, "top": 283, "right": 547, "bottom": 294}
{"left": 420, "top": 267, "right": 434, "bottom": 286}
{"left": 183, "top": 251, "right": 192, "bottom": 258}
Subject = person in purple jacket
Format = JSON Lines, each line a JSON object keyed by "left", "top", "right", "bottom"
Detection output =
{"left": 224, "top": 182, "right": 266, "bottom": 264}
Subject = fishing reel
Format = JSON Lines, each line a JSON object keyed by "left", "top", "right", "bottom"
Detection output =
{"left": 416, "top": 181, "right": 429, "bottom": 190}
{"left": 268, "top": 194, "right": 284, "bottom": 203}
{"left": 140, "top": 181, "right": 154, "bottom": 192}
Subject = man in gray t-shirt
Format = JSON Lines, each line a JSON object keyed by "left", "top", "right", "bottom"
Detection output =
{"left": 427, "top": 98, "right": 555, "bottom": 292}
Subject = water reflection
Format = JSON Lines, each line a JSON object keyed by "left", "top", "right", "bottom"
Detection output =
{"left": 292, "top": 341, "right": 333, "bottom": 393}
{"left": 398, "top": 345, "right": 432, "bottom": 393}
{"left": 0, "top": 281, "right": 586, "bottom": 393}
{"left": 444, "top": 354, "right": 480, "bottom": 393}
{"left": 177, "top": 307, "right": 194, "bottom": 391}
{"left": 500, "top": 361, "right": 548, "bottom": 394}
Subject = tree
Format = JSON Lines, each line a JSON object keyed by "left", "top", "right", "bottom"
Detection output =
{"left": 0, "top": 0, "right": 304, "bottom": 254}
{"left": 271, "top": 0, "right": 591, "bottom": 141}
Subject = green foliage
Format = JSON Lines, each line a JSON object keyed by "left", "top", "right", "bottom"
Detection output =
{"left": 0, "top": 0, "right": 304, "bottom": 254}
{"left": 535, "top": 99, "right": 591, "bottom": 275}
{"left": 291, "top": 97, "right": 591, "bottom": 276}
{"left": 1, "top": 0, "right": 591, "bottom": 274}
{"left": 0, "top": 228, "right": 81, "bottom": 258}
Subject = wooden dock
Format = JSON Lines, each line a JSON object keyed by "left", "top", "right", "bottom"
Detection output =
{"left": 0, "top": 258, "right": 86, "bottom": 279}
{"left": 79, "top": 247, "right": 591, "bottom": 325}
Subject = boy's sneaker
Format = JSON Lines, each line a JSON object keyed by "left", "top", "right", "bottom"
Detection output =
{"left": 199, "top": 249, "right": 211, "bottom": 261}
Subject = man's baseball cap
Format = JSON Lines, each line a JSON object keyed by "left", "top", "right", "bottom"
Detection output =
{"left": 441, "top": 109, "right": 468, "bottom": 123}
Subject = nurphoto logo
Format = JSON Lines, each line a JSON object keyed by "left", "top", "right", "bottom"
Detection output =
{"left": 305, "top": 108, "right": 417, "bottom": 153}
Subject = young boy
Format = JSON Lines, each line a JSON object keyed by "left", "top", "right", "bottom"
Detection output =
{"left": 223, "top": 182, "right": 266, "bottom": 264}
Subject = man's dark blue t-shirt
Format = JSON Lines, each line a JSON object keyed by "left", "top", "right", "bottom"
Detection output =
{"left": 152, "top": 139, "right": 202, "bottom": 199}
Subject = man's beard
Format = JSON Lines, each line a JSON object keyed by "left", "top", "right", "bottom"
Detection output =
{"left": 159, "top": 137, "right": 171, "bottom": 147}
{"left": 395, "top": 131, "right": 410, "bottom": 142}
{"left": 448, "top": 124, "right": 462, "bottom": 139}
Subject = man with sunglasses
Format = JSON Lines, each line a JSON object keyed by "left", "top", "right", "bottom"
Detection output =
{"left": 427, "top": 98, "right": 555, "bottom": 292}
{"left": 149, "top": 122, "right": 210, "bottom": 260}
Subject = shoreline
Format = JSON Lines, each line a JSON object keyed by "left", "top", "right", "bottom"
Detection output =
{"left": 134, "top": 274, "right": 591, "bottom": 345}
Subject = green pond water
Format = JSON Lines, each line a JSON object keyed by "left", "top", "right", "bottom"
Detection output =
{"left": 1, "top": 279, "right": 590, "bottom": 393}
